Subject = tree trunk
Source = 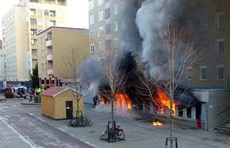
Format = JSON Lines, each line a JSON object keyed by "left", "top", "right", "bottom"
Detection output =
{"left": 111, "top": 100, "right": 114, "bottom": 129}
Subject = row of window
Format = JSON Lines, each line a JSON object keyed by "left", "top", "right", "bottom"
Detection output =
{"left": 189, "top": 12, "right": 225, "bottom": 33}
{"left": 89, "top": 4, "right": 118, "bottom": 25}
{"left": 30, "top": 9, "right": 56, "bottom": 17}
{"left": 187, "top": 65, "right": 224, "bottom": 81}
{"left": 89, "top": 0, "right": 111, "bottom": 10}
{"left": 90, "top": 39, "right": 119, "bottom": 53}
{"left": 89, "top": 22, "right": 118, "bottom": 39}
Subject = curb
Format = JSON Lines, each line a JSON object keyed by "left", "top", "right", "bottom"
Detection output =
{"left": 21, "top": 102, "right": 41, "bottom": 105}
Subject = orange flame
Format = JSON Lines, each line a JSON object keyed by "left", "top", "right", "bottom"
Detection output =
{"left": 100, "top": 93, "right": 132, "bottom": 110}
{"left": 100, "top": 98, "right": 105, "bottom": 105}
{"left": 152, "top": 120, "right": 162, "bottom": 126}
{"left": 115, "top": 93, "right": 132, "bottom": 110}
{"left": 156, "top": 91, "right": 176, "bottom": 115}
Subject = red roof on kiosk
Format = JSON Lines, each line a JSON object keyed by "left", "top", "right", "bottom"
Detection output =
{"left": 40, "top": 86, "right": 66, "bottom": 97}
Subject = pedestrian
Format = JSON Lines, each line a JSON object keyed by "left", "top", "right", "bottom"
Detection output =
{"left": 93, "top": 95, "right": 98, "bottom": 108}
{"left": 29, "top": 88, "right": 35, "bottom": 101}
{"left": 197, "top": 116, "right": 202, "bottom": 128}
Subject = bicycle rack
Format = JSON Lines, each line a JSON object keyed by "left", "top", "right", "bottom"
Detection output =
{"left": 165, "top": 137, "right": 178, "bottom": 148}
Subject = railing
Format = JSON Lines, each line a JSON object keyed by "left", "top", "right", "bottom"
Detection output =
{"left": 46, "top": 54, "right": 53, "bottom": 61}
{"left": 217, "top": 105, "right": 230, "bottom": 116}
{"left": 46, "top": 40, "right": 52, "bottom": 47}
{"left": 47, "top": 69, "right": 53, "bottom": 75}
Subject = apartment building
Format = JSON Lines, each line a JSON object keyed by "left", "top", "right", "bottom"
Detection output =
{"left": 20, "top": 0, "right": 69, "bottom": 74}
{"left": 0, "top": 5, "right": 28, "bottom": 82}
{"left": 184, "top": 0, "right": 230, "bottom": 89}
{"left": 37, "top": 26, "right": 89, "bottom": 88}
{"left": 88, "top": 0, "right": 122, "bottom": 55}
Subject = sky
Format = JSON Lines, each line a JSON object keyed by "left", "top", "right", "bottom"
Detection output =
{"left": 0, "top": 0, "right": 89, "bottom": 39}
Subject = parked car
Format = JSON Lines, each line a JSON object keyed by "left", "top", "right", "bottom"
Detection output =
{"left": 14, "top": 86, "right": 27, "bottom": 99}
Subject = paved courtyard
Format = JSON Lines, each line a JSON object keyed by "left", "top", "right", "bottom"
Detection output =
{"left": 0, "top": 98, "right": 230, "bottom": 148}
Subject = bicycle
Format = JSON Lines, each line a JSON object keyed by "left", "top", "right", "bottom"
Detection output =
{"left": 100, "top": 121, "right": 125, "bottom": 142}
{"left": 68, "top": 111, "right": 93, "bottom": 127}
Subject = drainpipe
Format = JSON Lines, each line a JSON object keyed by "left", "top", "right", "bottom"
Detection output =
{"left": 205, "top": 91, "right": 209, "bottom": 131}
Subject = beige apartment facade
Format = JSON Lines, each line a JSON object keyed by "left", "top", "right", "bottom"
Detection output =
{"left": 37, "top": 26, "right": 89, "bottom": 88}
{"left": 0, "top": 5, "right": 28, "bottom": 82}
{"left": 21, "top": 0, "right": 69, "bottom": 74}
{"left": 88, "top": 0, "right": 122, "bottom": 55}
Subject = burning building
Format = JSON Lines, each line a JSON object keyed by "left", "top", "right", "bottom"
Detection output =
{"left": 84, "top": 0, "right": 230, "bottom": 131}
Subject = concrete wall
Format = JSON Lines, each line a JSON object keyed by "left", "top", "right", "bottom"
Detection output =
{"left": 193, "top": 89, "right": 230, "bottom": 130}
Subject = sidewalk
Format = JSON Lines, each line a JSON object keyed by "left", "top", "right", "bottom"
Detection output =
{"left": 0, "top": 100, "right": 230, "bottom": 148}
{"left": 0, "top": 117, "right": 34, "bottom": 148}
{"left": 30, "top": 104, "right": 230, "bottom": 148}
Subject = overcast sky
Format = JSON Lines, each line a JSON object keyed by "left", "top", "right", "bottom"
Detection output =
{"left": 0, "top": 0, "right": 89, "bottom": 39}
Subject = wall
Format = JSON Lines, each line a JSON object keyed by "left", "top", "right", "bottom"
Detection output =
{"left": 193, "top": 89, "right": 230, "bottom": 130}
{"left": 54, "top": 89, "right": 84, "bottom": 119}
{"left": 41, "top": 95, "right": 55, "bottom": 118}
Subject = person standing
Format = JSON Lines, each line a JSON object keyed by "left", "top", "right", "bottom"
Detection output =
{"left": 93, "top": 95, "right": 98, "bottom": 108}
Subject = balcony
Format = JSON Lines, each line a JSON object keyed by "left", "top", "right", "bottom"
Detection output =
{"left": 46, "top": 40, "right": 52, "bottom": 47}
{"left": 46, "top": 54, "right": 53, "bottom": 61}
{"left": 47, "top": 69, "right": 53, "bottom": 75}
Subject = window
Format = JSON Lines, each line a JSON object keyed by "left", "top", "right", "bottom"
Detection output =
{"left": 49, "top": 10, "right": 56, "bottom": 17}
{"left": 105, "top": 40, "right": 111, "bottom": 50}
{"left": 89, "top": 30, "right": 95, "bottom": 39}
{"left": 44, "top": 10, "right": 49, "bottom": 16}
{"left": 114, "top": 38, "right": 119, "bottom": 49}
{"left": 216, "top": 12, "right": 225, "bottom": 28}
{"left": 114, "top": 4, "right": 118, "bottom": 15}
{"left": 178, "top": 105, "right": 184, "bottom": 117}
{"left": 31, "top": 39, "right": 37, "bottom": 45}
{"left": 30, "top": 9, "right": 36, "bottom": 15}
{"left": 200, "top": 17, "right": 207, "bottom": 32}
{"left": 98, "top": 42, "right": 105, "bottom": 51}
{"left": 31, "top": 29, "right": 37, "bottom": 35}
{"left": 217, "top": 65, "right": 224, "bottom": 80}
{"left": 50, "top": 21, "right": 56, "bottom": 26}
{"left": 97, "top": 0, "right": 103, "bottom": 6}
{"left": 98, "top": 11, "right": 103, "bottom": 22}
{"left": 98, "top": 26, "right": 104, "bottom": 36}
{"left": 89, "top": 1, "right": 94, "bottom": 10}
{"left": 105, "top": 8, "right": 110, "bottom": 19}
{"left": 89, "top": 15, "right": 94, "bottom": 25}
{"left": 216, "top": 39, "right": 224, "bottom": 54}
{"left": 30, "top": 19, "right": 37, "bottom": 25}
{"left": 187, "top": 67, "right": 192, "bottom": 80}
{"left": 105, "top": 24, "right": 111, "bottom": 35}
{"left": 114, "top": 22, "right": 118, "bottom": 32}
{"left": 200, "top": 66, "right": 207, "bottom": 80}
{"left": 90, "top": 44, "right": 95, "bottom": 53}
{"left": 187, "top": 107, "right": 191, "bottom": 118}
{"left": 32, "top": 49, "right": 37, "bottom": 54}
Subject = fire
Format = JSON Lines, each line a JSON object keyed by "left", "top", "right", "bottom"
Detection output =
{"left": 115, "top": 93, "right": 132, "bottom": 110}
{"left": 152, "top": 120, "right": 162, "bottom": 126}
{"left": 156, "top": 91, "right": 176, "bottom": 115}
{"left": 100, "top": 98, "right": 105, "bottom": 105}
{"left": 100, "top": 93, "right": 132, "bottom": 110}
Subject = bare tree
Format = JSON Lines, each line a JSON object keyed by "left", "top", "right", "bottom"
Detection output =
{"left": 98, "top": 43, "right": 131, "bottom": 129}
{"left": 134, "top": 24, "right": 203, "bottom": 148}
{"left": 57, "top": 44, "right": 89, "bottom": 116}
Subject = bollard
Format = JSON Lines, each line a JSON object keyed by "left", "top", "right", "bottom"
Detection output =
{"left": 165, "top": 137, "right": 178, "bottom": 148}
